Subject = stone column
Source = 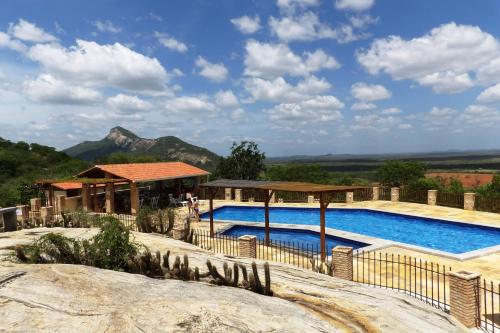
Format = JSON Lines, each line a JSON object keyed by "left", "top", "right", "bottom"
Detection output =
{"left": 224, "top": 188, "right": 232, "bottom": 201}
{"left": 307, "top": 195, "right": 315, "bottom": 204}
{"left": 345, "top": 192, "right": 354, "bottom": 204}
{"left": 449, "top": 271, "right": 481, "bottom": 328}
{"left": 30, "top": 198, "right": 41, "bottom": 212}
{"left": 81, "top": 184, "right": 91, "bottom": 212}
{"left": 391, "top": 187, "right": 400, "bottom": 202}
{"left": 40, "top": 206, "right": 54, "bottom": 226}
{"left": 234, "top": 189, "right": 242, "bottom": 202}
{"left": 105, "top": 183, "right": 115, "bottom": 214}
{"left": 55, "top": 195, "right": 66, "bottom": 214}
{"left": 238, "top": 235, "right": 257, "bottom": 258}
{"left": 372, "top": 187, "right": 379, "bottom": 201}
{"left": 130, "top": 182, "right": 139, "bottom": 215}
{"left": 427, "top": 190, "right": 437, "bottom": 206}
{"left": 332, "top": 246, "right": 353, "bottom": 281}
{"left": 464, "top": 193, "right": 475, "bottom": 211}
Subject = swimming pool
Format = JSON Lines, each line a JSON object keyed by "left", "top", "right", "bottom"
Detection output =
{"left": 202, "top": 206, "right": 500, "bottom": 254}
{"left": 221, "top": 225, "right": 368, "bottom": 250}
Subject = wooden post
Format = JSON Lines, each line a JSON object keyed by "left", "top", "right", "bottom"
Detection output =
{"left": 92, "top": 184, "right": 98, "bottom": 212}
{"left": 319, "top": 192, "right": 329, "bottom": 262}
{"left": 264, "top": 190, "right": 272, "bottom": 246}
{"left": 209, "top": 188, "right": 214, "bottom": 237}
{"left": 105, "top": 183, "right": 115, "bottom": 214}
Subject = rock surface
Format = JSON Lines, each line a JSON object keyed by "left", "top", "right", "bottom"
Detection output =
{"left": 0, "top": 228, "right": 468, "bottom": 333}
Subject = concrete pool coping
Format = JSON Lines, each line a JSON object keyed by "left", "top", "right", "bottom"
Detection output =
{"left": 200, "top": 205, "right": 500, "bottom": 261}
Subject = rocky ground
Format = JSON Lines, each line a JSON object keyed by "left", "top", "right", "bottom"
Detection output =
{"left": 0, "top": 228, "right": 472, "bottom": 333}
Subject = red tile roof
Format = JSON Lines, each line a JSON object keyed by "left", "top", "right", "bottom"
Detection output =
{"left": 81, "top": 162, "right": 209, "bottom": 183}
{"left": 52, "top": 182, "right": 86, "bottom": 190}
{"left": 426, "top": 172, "right": 494, "bottom": 189}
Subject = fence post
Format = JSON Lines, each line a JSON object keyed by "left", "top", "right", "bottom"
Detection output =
{"left": 307, "top": 195, "right": 315, "bottom": 204}
{"left": 234, "top": 189, "right": 242, "bottom": 202}
{"left": 238, "top": 235, "right": 256, "bottom": 258}
{"left": 372, "top": 187, "right": 379, "bottom": 200}
{"left": 427, "top": 190, "right": 437, "bottom": 206}
{"left": 332, "top": 246, "right": 353, "bottom": 281}
{"left": 448, "top": 271, "right": 481, "bottom": 328}
{"left": 224, "top": 188, "right": 232, "bottom": 201}
{"left": 464, "top": 193, "right": 475, "bottom": 211}
{"left": 391, "top": 187, "right": 400, "bottom": 202}
{"left": 345, "top": 192, "right": 354, "bottom": 204}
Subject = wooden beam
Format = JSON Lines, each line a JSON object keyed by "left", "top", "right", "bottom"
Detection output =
{"left": 264, "top": 189, "right": 273, "bottom": 245}
{"left": 209, "top": 188, "right": 214, "bottom": 237}
{"left": 319, "top": 192, "right": 330, "bottom": 262}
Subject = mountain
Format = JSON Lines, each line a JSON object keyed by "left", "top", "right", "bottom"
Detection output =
{"left": 63, "top": 127, "right": 220, "bottom": 170}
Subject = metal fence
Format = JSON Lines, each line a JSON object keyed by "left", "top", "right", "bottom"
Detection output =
{"left": 353, "top": 188, "right": 373, "bottom": 201}
{"left": 436, "top": 192, "right": 464, "bottom": 209}
{"left": 479, "top": 279, "right": 500, "bottom": 332}
{"left": 353, "top": 250, "right": 451, "bottom": 312}
{"left": 275, "top": 191, "right": 309, "bottom": 203}
{"left": 379, "top": 187, "right": 391, "bottom": 200}
{"left": 25, "top": 211, "right": 138, "bottom": 231}
{"left": 476, "top": 196, "right": 500, "bottom": 214}
{"left": 399, "top": 188, "right": 428, "bottom": 204}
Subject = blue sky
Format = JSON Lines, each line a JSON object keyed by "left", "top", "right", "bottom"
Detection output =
{"left": 1, "top": 0, "right": 500, "bottom": 156}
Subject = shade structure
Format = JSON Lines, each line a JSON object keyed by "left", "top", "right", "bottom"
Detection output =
{"left": 201, "top": 179, "right": 369, "bottom": 261}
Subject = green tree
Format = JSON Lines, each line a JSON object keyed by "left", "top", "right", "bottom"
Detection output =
{"left": 476, "top": 173, "right": 500, "bottom": 198}
{"left": 376, "top": 160, "right": 426, "bottom": 187}
{"left": 213, "top": 141, "right": 266, "bottom": 180}
{"left": 266, "top": 164, "right": 331, "bottom": 183}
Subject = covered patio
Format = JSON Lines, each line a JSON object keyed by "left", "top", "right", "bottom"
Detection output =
{"left": 200, "top": 179, "right": 368, "bottom": 261}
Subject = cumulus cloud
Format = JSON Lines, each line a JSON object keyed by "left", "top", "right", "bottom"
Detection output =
{"left": 244, "top": 40, "right": 339, "bottom": 78}
{"left": 267, "top": 95, "right": 344, "bottom": 124}
{"left": 8, "top": 19, "right": 57, "bottom": 43}
{"left": 276, "top": 0, "right": 320, "bottom": 14}
{"left": 27, "top": 40, "right": 169, "bottom": 92}
{"left": 195, "top": 56, "right": 229, "bottom": 82}
{"left": 351, "top": 102, "right": 376, "bottom": 111}
{"left": 0, "top": 32, "right": 27, "bottom": 52}
{"left": 164, "top": 96, "right": 217, "bottom": 113}
{"left": 381, "top": 107, "right": 401, "bottom": 114}
{"left": 460, "top": 105, "right": 500, "bottom": 126}
{"left": 23, "top": 74, "right": 101, "bottom": 105}
{"left": 351, "top": 114, "right": 400, "bottom": 132}
{"left": 230, "top": 16, "right": 261, "bottom": 34}
{"left": 335, "top": 0, "right": 375, "bottom": 11}
{"left": 244, "top": 75, "right": 331, "bottom": 102}
{"left": 477, "top": 83, "right": 500, "bottom": 103}
{"left": 107, "top": 94, "right": 153, "bottom": 114}
{"left": 230, "top": 108, "right": 246, "bottom": 120}
{"left": 215, "top": 90, "right": 239, "bottom": 108}
{"left": 92, "top": 20, "right": 121, "bottom": 33}
{"left": 155, "top": 32, "right": 188, "bottom": 53}
{"left": 357, "top": 22, "right": 500, "bottom": 93}
{"left": 351, "top": 82, "right": 391, "bottom": 101}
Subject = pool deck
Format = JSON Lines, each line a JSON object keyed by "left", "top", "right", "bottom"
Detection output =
{"left": 192, "top": 199, "right": 500, "bottom": 283}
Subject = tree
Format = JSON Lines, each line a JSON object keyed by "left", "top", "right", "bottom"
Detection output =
{"left": 213, "top": 141, "right": 266, "bottom": 180}
{"left": 376, "top": 160, "right": 426, "bottom": 187}
{"left": 266, "top": 164, "right": 331, "bottom": 184}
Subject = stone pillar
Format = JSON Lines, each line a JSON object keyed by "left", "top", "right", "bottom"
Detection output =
{"left": 225, "top": 188, "right": 232, "bottom": 201}
{"left": 16, "top": 205, "right": 29, "bottom": 227}
{"left": 449, "top": 271, "right": 481, "bottom": 328}
{"left": 427, "top": 190, "right": 437, "bottom": 206}
{"left": 172, "top": 227, "right": 185, "bottom": 240}
{"left": 332, "top": 246, "right": 353, "bottom": 281}
{"left": 55, "top": 195, "right": 66, "bottom": 214}
{"left": 372, "top": 187, "right": 379, "bottom": 201}
{"left": 30, "top": 198, "right": 41, "bottom": 212}
{"left": 130, "top": 182, "right": 139, "bottom": 215}
{"left": 391, "top": 187, "right": 400, "bottom": 202}
{"left": 40, "top": 206, "right": 54, "bottom": 226}
{"left": 269, "top": 190, "right": 276, "bottom": 203}
{"left": 105, "top": 183, "right": 115, "bottom": 214}
{"left": 234, "top": 189, "right": 242, "bottom": 202}
{"left": 345, "top": 192, "right": 354, "bottom": 204}
{"left": 238, "top": 235, "right": 257, "bottom": 258}
{"left": 81, "top": 184, "right": 91, "bottom": 212}
{"left": 307, "top": 195, "right": 315, "bottom": 204}
{"left": 464, "top": 193, "right": 475, "bottom": 211}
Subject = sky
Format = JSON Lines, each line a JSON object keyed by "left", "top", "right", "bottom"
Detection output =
{"left": 1, "top": 0, "right": 500, "bottom": 157}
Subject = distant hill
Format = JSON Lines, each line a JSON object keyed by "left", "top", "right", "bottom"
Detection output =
{"left": 63, "top": 127, "right": 220, "bottom": 170}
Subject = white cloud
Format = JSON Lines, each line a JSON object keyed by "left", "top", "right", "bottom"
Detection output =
{"left": 8, "top": 19, "right": 57, "bottom": 43}
{"left": 399, "top": 123, "right": 413, "bottom": 129}
{"left": 335, "top": 0, "right": 375, "bottom": 11}
{"left": 381, "top": 107, "right": 401, "bottom": 114}
{"left": 477, "top": 83, "right": 500, "bottom": 103}
{"left": 276, "top": 0, "right": 320, "bottom": 13}
{"left": 107, "top": 94, "right": 153, "bottom": 113}
{"left": 230, "top": 108, "right": 246, "bottom": 120}
{"left": 351, "top": 114, "right": 400, "bottom": 132}
{"left": 195, "top": 56, "right": 229, "bottom": 82}
{"left": 351, "top": 82, "right": 391, "bottom": 101}
{"left": 244, "top": 40, "right": 339, "bottom": 78}
{"left": 215, "top": 90, "right": 239, "bottom": 108}
{"left": 460, "top": 105, "right": 500, "bottom": 126}
{"left": 357, "top": 22, "right": 500, "bottom": 93}
{"left": 230, "top": 16, "right": 261, "bottom": 34}
{"left": 23, "top": 74, "right": 101, "bottom": 105}
{"left": 267, "top": 95, "right": 344, "bottom": 124}
{"left": 269, "top": 12, "right": 335, "bottom": 42}
{"left": 164, "top": 96, "right": 217, "bottom": 113}
{"left": 244, "top": 75, "right": 331, "bottom": 102}
{"left": 155, "top": 32, "right": 188, "bottom": 53}
{"left": 351, "top": 102, "right": 376, "bottom": 111}
{"left": 28, "top": 40, "right": 169, "bottom": 92}
{"left": 422, "top": 107, "right": 458, "bottom": 129}
{"left": 348, "top": 14, "right": 379, "bottom": 29}
{"left": 0, "top": 32, "right": 27, "bottom": 52}
{"left": 92, "top": 20, "right": 121, "bottom": 33}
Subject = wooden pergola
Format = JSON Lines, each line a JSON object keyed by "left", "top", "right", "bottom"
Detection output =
{"left": 200, "top": 179, "right": 368, "bottom": 261}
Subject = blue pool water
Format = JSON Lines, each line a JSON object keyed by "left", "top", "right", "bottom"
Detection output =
{"left": 202, "top": 206, "right": 500, "bottom": 254}
{"left": 222, "top": 225, "right": 368, "bottom": 251}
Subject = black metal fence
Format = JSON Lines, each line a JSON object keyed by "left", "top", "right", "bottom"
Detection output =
{"left": 399, "top": 188, "right": 428, "bottom": 204}
{"left": 275, "top": 191, "right": 309, "bottom": 203}
{"left": 436, "top": 192, "right": 464, "bottom": 209}
{"left": 379, "top": 187, "right": 391, "bottom": 200}
{"left": 476, "top": 196, "right": 500, "bottom": 214}
{"left": 25, "top": 211, "right": 138, "bottom": 231}
{"left": 353, "top": 250, "right": 451, "bottom": 312}
{"left": 479, "top": 279, "right": 500, "bottom": 332}
{"left": 353, "top": 188, "right": 373, "bottom": 201}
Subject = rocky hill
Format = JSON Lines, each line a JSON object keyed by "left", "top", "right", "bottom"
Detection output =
{"left": 64, "top": 127, "right": 219, "bottom": 170}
